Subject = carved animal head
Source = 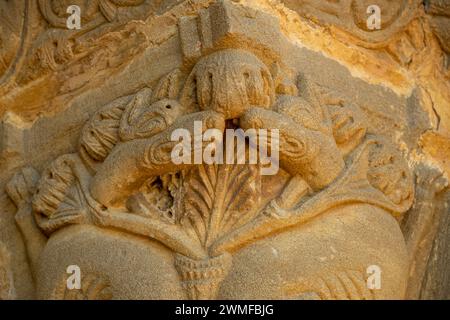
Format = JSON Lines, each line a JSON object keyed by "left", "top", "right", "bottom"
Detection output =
{"left": 180, "top": 49, "right": 275, "bottom": 119}
{"left": 275, "top": 95, "right": 331, "bottom": 135}
{"left": 368, "top": 140, "right": 414, "bottom": 205}
{"left": 120, "top": 98, "right": 184, "bottom": 141}
{"left": 327, "top": 102, "right": 367, "bottom": 156}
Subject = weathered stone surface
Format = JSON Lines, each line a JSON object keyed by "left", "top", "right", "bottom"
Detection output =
{"left": 0, "top": 0, "right": 449, "bottom": 300}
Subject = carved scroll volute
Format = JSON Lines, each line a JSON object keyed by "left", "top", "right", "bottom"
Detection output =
{"left": 38, "top": 0, "right": 146, "bottom": 27}
{"left": 280, "top": 0, "right": 423, "bottom": 48}
{"left": 38, "top": 0, "right": 67, "bottom": 28}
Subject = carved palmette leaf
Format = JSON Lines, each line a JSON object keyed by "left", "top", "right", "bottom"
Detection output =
{"left": 35, "top": 183, "right": 89, "bottom": 234}
{"left": 181, "top": 163, "right": 261, "bottom": 248}
{"left": 151, "top": 69, "right": 182, "bottom": 101}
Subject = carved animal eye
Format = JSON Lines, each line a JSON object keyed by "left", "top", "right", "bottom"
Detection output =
{"left": 166, "top": 104, "right": 172, "bottom": 109}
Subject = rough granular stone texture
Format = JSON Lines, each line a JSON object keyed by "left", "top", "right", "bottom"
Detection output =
{"left": 0, "top": 0, "right": 449, "bottom": 300}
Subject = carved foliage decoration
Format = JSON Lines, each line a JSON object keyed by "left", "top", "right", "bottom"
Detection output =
{"left": 6, "top": 47, "right": 416, "bottom": 299}
{"left": 4, "top": 1, "right": 423, "bottom": 300}
{"left": 181, "top": 163, "right": 261, "bottom": 249}
{"left": 281, "top": 0, "right": 423, "bottom": 47}
{"left": 38, "top": 0, "right": 146, "bottom": 28}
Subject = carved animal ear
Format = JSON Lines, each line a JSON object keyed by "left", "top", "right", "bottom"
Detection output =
{"left": 38, "top": 0, "right": 67, "bottom": 28}
{"left": 179, "top": 70, "right": 199, "bottom": 113}
{"left": 152, "top": 69, "right": 183, "bottom": 102}
{"left": 260, "top": 69, "right": 276, "bottom": 108}
{"left": 122, "top": 87, "right": 153, "bottom": 125}
{"left": 120, "top": 88, "right": 185, "bottom": 142}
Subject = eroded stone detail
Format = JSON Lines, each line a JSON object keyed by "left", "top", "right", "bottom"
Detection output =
{"left": 0, "top": 244, "right": 16, "bottom": 300}
{"left": 6, "top": 48, "right": 414, "bottom": 299}
{"left": 1, "top": 0, "right": 449, "bottom": 300}
{"left": 51, "top": 272, "right": 112, "bottom": 300}
{"left": 281, "top": 0, "right": 422, "bottom": 45}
